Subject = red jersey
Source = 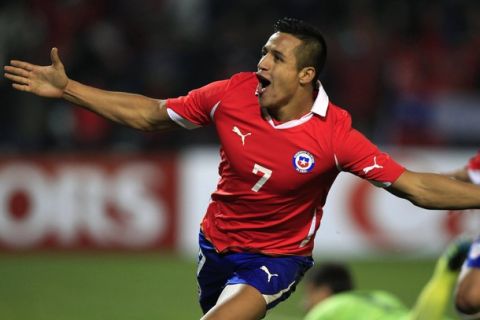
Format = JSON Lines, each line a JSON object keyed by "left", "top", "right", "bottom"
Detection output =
{"left": 166, "top": 72, "right": 404, "bottom": 256}
{"left": 468, "top": 151, "right": 480, "bottom": 184}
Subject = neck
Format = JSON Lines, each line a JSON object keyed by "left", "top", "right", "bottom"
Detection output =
{"left": 268, "top": 88, "right": 315, "bottom": 122}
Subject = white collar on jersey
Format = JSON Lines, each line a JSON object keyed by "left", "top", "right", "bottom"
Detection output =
{"left": 311, "top": 83, "right": 329, "bottom": 117}
{"left": 262, "top": 82, "right": 329, "bottom": 129}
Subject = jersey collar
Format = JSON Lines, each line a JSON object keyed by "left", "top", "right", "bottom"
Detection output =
{"left": 311, "top": 83, "right": 329, "bottom": 117}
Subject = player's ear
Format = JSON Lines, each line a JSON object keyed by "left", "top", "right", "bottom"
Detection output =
{"left": 298, "top": 67, "right": 316, "bottom": 85}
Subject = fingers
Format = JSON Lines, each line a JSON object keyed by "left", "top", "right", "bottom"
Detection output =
{"left": 12, "top": 83, "right": 31, "bottom": 92}
{"left": 4, "top": 70, "right": 31, "bottom": 92}
{"left": 9, "top": 60, "right": 34, "bottom": 71}
{"left": 4, "top": 65, "right": 32, "bottom": 92}
{"left": 4, "top": 72, "right": 30, "bottom": 85}
{"left": 4, "top": 65, "right": 30, "bottom": 78}
{"left": 4, "top": 73, "right": 31, "bottom": 92}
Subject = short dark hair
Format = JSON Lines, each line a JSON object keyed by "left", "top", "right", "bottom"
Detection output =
{"left": 306, "top": 262, "right": 354, "bottom": 294}
{"left": 273, "top": 17, "right": 327, "bottom": 83}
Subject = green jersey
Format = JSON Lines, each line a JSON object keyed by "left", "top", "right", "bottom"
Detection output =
{"left": 304, "top": 290, "right": 409, "bottom": 320}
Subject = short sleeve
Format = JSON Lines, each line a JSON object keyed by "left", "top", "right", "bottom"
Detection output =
{"left": 333, "top": 110, "right": 405, "bottom": 187}
{"left": 166, "top": 79, "right": 228, "bottom": 129}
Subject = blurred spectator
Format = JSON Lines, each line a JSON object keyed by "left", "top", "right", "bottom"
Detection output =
{"left": 1, "top": 0, "right": 479, "bottom": 152}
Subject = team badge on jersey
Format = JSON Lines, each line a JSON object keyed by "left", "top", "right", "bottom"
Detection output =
{"left": 292, "top": 151, "right": 315, "bottom": 173}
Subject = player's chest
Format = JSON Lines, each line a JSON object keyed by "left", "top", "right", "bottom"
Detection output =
{"left": 215, "top": 112, "right": 336, "bottom": 192}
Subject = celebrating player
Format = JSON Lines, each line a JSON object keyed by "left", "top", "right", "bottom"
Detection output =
{"left": 4, "top": 17, "right": 480, "bottom": 320}
{"left": 302, "top": 237, "right": 471, "bottom": 320}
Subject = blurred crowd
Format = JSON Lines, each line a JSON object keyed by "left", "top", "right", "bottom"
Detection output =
{"left": 1, "top": 0, "right": 479, "bottom": 152}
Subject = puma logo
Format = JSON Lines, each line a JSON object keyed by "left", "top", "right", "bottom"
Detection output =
{"left": 260, "top": 266, "right": 278, "bottom": 283}
{"left": 232, "top": 126, "right": 251, "bottom": 146}
{"left": 363, "top": 156, "right": 384, "bottom": 174}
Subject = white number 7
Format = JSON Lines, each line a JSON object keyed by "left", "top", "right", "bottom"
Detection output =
{"left": 251, "top": 163, "right": 272, "bottom": 192}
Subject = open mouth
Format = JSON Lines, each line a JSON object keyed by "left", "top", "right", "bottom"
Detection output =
{"left": 255, "top": 74, "right": 271, "bottom": 96}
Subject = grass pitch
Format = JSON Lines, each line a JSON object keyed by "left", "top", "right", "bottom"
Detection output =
{"left": 0, "top": 253, "right": 456, "bottom": 319}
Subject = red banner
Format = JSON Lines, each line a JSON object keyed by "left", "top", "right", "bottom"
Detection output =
{"left": 0, "top": 154, "right": 177, "bottom": 251}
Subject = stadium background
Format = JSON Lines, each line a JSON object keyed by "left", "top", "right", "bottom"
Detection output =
{"left": 1, "top": 0, "right": 479, "bottom": 319}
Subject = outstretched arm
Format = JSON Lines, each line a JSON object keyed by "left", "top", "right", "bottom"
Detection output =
{"left": 3, "top": 48, "right": 176, "bottom": 131}
{"left": 447, "top": 166, "right": 471, "bottom": 183}
{"left": 387, "top": 170, "right": 480, "bottom": 210}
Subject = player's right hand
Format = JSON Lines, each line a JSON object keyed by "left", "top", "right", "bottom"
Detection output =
{"left": 3, "top": 47, "right": 68, "bottom": 98}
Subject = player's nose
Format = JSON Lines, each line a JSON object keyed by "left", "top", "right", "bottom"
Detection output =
{"left": 257, "top": 54, "right": 270, "bottom": 71}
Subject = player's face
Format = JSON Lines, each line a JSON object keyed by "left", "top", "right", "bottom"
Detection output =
{"left": 256, "top": 32, "right": 303, "bottom": 109}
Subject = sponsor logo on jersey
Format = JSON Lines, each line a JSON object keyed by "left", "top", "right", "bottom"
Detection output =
{"left": 293, "top": 151, "right": 315, "bottom": 173}
{"left": 362, "top": 156, "right": 383, "bottom": 174}
{"left": 232, "top": 126, "right": 252, "bottom": 146}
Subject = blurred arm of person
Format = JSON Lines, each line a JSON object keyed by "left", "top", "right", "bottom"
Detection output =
{"left": 3, "top": 48, "right": 176, "bottom": 131}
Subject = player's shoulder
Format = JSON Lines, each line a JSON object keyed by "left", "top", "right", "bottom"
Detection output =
{"left": 326, "top": 102, "right": 348, "bottom": 116}
{"left": 321, "top": 102, "right": 353, "bottom": 127}
{"left": 196, "top": 72, "right": 255, "bottom": 99}
{"left": 226, "top": 72, "right": 257, "bottom": 88}
{"left": 212, "top": 72, "right": 257, "bottom": 103}
{"left": 364, "top": 290, "right": 404, "bottom": 304}
{"left": 229, "top": 71, "right": 256, "bottom": 81}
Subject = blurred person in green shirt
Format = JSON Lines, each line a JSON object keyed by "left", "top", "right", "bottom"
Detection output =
{"left": 303, "top": 238, "right": 470, "bottom": 320}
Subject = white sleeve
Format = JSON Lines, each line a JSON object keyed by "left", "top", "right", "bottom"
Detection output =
{"left": 166, "top": 108, "right": 201, "bottom": 130}
{"left": 468, "top": 169, "right": 480, "bottom": 185}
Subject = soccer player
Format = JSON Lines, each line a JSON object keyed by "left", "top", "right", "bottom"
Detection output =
{"left": 449, "top": 151, "right": 480, "bottom": 319}
{"left": 4, "top": 17, "right": 480, "bottom": 320}
{"left": 302, "top": 238, "right": 471, "bottom": 320}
